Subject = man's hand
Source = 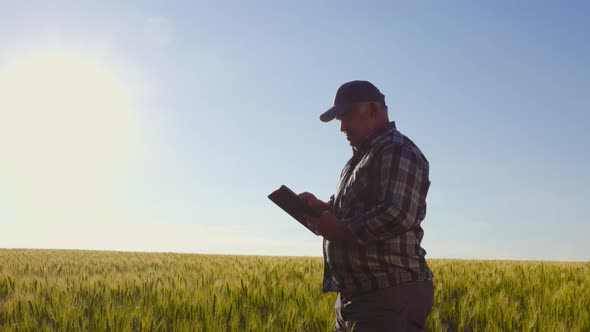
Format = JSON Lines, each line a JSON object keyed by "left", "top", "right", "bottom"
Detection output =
{"left": 298, "top": 192, "right": 332, "bottom": 212}
{"left": 304, "top": 211, "right": 356, "bottom": 242}
{"left": 298, "top": 191, "right": 354, "bottom": 241}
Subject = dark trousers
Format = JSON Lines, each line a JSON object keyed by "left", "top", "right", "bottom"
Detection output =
{"left": 334, "top": 280, "right": 434, "bottom": 332}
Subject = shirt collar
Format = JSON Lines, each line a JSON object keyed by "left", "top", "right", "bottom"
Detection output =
{"left": 354, "top": 121, "right": 397, "bottom": 155}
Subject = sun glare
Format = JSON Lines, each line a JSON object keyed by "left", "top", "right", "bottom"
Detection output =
{"left": 0, "top": 50, "right": 138, "bottom": 223}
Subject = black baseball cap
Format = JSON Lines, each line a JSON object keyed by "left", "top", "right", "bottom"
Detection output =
{"left": 320, "top": 80, "right": 386, "bottom": 122}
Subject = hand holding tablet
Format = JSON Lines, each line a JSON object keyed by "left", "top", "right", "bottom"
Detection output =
{"left": 267, "top": 185, "right": 322, "bottom": 234}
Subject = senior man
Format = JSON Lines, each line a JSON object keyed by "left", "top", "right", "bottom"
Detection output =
{"left": 300, "top": 80, "right": 434, "bottom": 331}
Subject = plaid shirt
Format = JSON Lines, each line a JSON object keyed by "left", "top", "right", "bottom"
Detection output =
{"left": 322, "top": 121, "right": 433, "bottom": 294}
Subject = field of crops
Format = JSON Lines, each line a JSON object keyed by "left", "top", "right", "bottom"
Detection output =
{"left": 0, "top": 249, "right": 588, "bottom": 331}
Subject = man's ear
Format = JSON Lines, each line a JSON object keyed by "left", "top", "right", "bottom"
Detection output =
{"left": 370, "top": 102, "right": 379, "bottom": 117}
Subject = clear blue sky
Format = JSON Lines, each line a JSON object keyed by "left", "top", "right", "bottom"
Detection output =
{"left": 0, "top": 1, "right": 588, "bottom": 261}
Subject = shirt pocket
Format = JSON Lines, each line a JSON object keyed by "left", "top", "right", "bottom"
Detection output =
{"left": 339, "top": 166, "right": 372, "bottom": 217}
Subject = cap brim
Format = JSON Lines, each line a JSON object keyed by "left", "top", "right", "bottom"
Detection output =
{"left": 319, "top": 104, "right": 352, "bottom": 122}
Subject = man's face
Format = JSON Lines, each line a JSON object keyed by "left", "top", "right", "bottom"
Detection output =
{"left": 336, "top": 103, "right": 374, "bottom": 150}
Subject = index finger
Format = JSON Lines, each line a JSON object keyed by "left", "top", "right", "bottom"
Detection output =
{"left": 298, "top": 192, "right": 316, "bottom": 201}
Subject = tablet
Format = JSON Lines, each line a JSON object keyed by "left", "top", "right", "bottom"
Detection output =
{"left": 268, "top": 185, "right": 321, "bottom": 232}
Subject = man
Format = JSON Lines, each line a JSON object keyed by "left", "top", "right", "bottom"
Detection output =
{"left": 299, "top": 80, "right": 434, "bottom": 331}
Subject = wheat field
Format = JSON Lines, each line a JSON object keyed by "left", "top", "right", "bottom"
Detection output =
{"left": 0, "top": 249, "right": 588, "bottom": 331}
